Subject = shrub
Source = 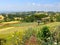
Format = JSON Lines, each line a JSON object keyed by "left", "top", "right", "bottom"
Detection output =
{"left": 40, "top": 26, "right": 51, "bottom": 42}
{"left": 56, "top": 15, "right": 60, "bottom": 22}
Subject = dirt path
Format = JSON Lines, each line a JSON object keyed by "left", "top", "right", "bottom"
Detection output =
{"left": 0, "top": 27, "right": 14, "bottom": 33}
{"left": 0, "top": 27, "right": 14, "bottom": 31}
{"left": 0, "top": 22, "right": 37, "bottom": 34}
{"left": 25, "top": 35, "right": 38, "bottom": 45}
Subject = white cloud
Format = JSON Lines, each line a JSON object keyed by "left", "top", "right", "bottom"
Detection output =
{"left": 32, "top": 3, "right": 36, "bottom": 6}
{"left": 0, "top": 2, "right": 60, "bottom": 12}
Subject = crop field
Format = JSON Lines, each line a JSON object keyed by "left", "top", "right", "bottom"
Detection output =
{"left": 0, "top": 22, "right": 60, "bottom": 45}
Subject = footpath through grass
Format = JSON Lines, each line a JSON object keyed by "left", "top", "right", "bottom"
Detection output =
{"left": 0, "top": 22, "right": 60, "bottom": 45}
{"left": 0, "top": 22, "right": 37, "bottom": 38}
{"left": 0, "top": 22, "right": 60, "bottom": 38}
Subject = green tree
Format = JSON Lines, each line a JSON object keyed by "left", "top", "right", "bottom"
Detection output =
{"left": 56, "top": 15, "right": 60, "bottom": 22}
{"left": 34, "top": 14, "right": 48, "bottom": 20}
{"left": 8, "top": 14, "right": 15, "bottom": 21}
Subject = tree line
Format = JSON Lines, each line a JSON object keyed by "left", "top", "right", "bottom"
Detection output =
{"left": 1, "top": 11, "right": 60, "bottom": 22}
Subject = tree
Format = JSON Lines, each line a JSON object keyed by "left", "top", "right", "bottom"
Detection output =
{"left": 56, "top": 15, "right": 60, "bottom": 22}
{"left": 8, "top": 14, "right": 15, "bottom": 21}
{"left": 34, "top": 14, "right": 48, "bottom": 20}
{"left": 23, "top": 14, "right": 48, "bottom": 22}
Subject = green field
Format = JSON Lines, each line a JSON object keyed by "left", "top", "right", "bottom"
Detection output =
{"left": 0, "top": 22, "right": 60, "bottom": 45}
{"left": 0, "top": 22, "right": 60, "bottom": 38}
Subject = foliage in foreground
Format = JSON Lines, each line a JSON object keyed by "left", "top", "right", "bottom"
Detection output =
{"left": 0, "top": 24, "right": 60, "bottom": 45}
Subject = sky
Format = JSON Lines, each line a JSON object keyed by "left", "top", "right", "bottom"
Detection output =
{"left": 0, "top": 0, "right": 60, "bottom": 12}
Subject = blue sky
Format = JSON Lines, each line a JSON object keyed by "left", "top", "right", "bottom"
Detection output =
{"left": 0, "top": 0, "right": 60, "bottom": 12}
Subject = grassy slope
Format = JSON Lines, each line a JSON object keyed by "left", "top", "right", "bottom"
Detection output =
{"left": 0, "top": 22, "right": 37, "bottom": 38}
{"left": 0, "top": 22, "right": 60, "bottom": 45}
{"left": 0, "top": 22, "right": 60, "bottom": 38}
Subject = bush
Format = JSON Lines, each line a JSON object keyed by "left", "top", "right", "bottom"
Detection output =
{"left": 56, "top": 15, "right": 60, "bottom": 22}
{"left": 40, "top": 26, "right": 51, "bottom": 42}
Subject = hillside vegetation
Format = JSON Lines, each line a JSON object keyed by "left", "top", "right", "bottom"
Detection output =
{"left": 0, "top": 11, "right": 60, "bottom": 45}
{"left": 0, "top": 22, "right": 60, "bottom": 45}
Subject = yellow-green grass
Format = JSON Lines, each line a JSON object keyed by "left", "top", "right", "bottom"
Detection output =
{"left": 0, "top": 22, "right": 37, "bottom": 38}
{"left": 0, "top": 22, "right": 37, "bottom": 29}
{"left": 0, "top": 22, "right": 60, "bottom": 45}
{"left": 0, "top": 22, "right": 60, "bottom": 38}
